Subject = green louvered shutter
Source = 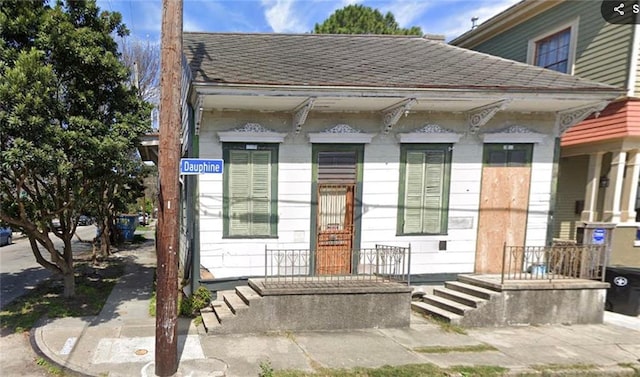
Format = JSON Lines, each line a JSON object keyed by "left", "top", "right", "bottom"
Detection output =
{"left": 250, "top": 151, "right": 271, "bottom": 235}
{"left": 229, "top": 151, "right": 251, "bottom": 236}
{"left": 404, "top": 151, "right": 426, "bottom": 234}
{"left": 423, "top": 150, "right": 445, "bottom": 234}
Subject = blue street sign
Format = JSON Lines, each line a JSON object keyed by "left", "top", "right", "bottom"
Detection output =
{"left": 592, "top": 228, "right": 606, "bottom": 245}
{"left": 180, "top": 159, "right": 223, "bottom": 175}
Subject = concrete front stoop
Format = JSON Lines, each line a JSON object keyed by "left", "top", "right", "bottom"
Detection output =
{"left": 201, "top": 278, "right": 412, "bottom": 334}
{"left": 200, "top": 285, "right": 265, "bottom": 334}
{"left": 412, "top": 274, "right": 610, "bottom": 327}
{"left": 411, "top": 277, "right": 501, "bottom": 326}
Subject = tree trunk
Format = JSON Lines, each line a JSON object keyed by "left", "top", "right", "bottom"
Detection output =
{"left": 63, "top": 270, "right": 75, "bottom": 298}
{"left": 62, "top": 237, "right": 75, "bottom": 298}
{"left": 100, "top": 217, "right": 111, "bottom": 257}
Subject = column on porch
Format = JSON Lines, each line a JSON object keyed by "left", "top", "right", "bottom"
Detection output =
{"left": 602, "top": 151, "right": 627, "bottom": 223}
{"left": 581, "top": 152, "right": 603, "bottom": 222}
{"left": 620, "top": 149, "right": 640, "bottom": 223}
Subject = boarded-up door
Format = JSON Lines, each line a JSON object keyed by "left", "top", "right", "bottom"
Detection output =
{"left": 475, "top": 144, "right": 533, "bottom": 274}
{"left": 315, "top": 151, "right": 357, "bottom": 275}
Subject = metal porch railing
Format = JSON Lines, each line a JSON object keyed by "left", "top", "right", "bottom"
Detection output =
{"left": 501, "top": 243, "right": 607, "bottom": 284}
{"left": 264, "top": 244, "right": 411, "bottom": 287}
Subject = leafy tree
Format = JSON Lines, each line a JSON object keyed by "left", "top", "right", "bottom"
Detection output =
{"left": 314, "top": 4, "right": 422, "bottom": 35}
{"left": 0, "top": 0, "right": 151, "bottom": 297}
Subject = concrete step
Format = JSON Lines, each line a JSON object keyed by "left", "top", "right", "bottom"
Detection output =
{"left": 411, "top": 301, "right": 462, "bottom": 325}
{"left": 220, "top": 291, "right": 249, "bottom": 315}
{"left": 200, "top": 306, "right": 221, "bottom": 332}
{"left": 445, "top": 281, "right": 499, "bottom": 300}
{"left": 212, "top": 300, "right": 234, "bottom": 323}
{"left": 433, "top": 287, "right": 486, "bottom": 308}
{"left": 236, "top": 285, "right": 261, "bottom": 306}
{"left": 422, "top": 294, "right": 473, "bottom": 316}
{"left": 457, "top": 275, "right": 503, "bottom": 292}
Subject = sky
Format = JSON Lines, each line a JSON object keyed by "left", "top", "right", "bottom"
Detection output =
{"left": 95, "top": 0, "right": 523, "bottom": 43}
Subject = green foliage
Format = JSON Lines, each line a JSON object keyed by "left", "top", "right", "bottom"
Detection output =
{"left": 36, "top": 357, "right": 65, "bottom": 376}
{"left": 314, "top": 4, "right": 422, "bottom": 35}
{"left": 413, "top": 344, "right": 497, "bottom": 354}
{"left": 271, "top": 363, "right": 508, "bottom": 376}
{"left": 259, "top": 360, "right": 274, "bottom": 377}
{"left": 148, "top": 290, "right": 157, "bottom": 317}
{"left": 0, "top": 0, "right": 152, "bottom": 296}
{"left": 179, "top": 286, "right": 212, "bottom": 317}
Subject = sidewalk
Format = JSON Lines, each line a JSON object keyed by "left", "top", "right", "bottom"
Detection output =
{"left": 32, "top": 244, "right": 640, "bottom": 377}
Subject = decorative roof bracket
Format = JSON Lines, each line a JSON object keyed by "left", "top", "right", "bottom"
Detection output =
{"left": 555, "top": 101, "right": 609, "bottom": 135}
{"left": 382, "top": 98, "right": 417, "bottom": 134}
{"left": 293, "top": 97, "right": 315, "bottom": 134}
{"left": 195, "top": 95, "right": 204, "bottom": 136}
{"left": 467, "top": 99, "right": 511, "bottom": 134}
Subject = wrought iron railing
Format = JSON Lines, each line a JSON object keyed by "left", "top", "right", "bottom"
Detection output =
{"left": 264, "top": 244, "right": 411, "bottom": 287}
{"left": 501, "top": 243, "right": 607, "bottom": 284}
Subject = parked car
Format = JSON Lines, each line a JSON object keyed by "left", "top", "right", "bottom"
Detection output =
{"left": 78, "top": 215, "right": 93, "bottom": 226}
{"left": 0, "top": 227, "right": 12, "bottom": 246}
{"left": 51, "top": 219, "right": 61, "bottom": 230}
{"left": 138, "top": 213, "right": 149, "bottom": 226}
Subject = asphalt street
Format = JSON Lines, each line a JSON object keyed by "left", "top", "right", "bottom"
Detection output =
{"left": 0, "top": 225, "right": 97, "bottom": 309}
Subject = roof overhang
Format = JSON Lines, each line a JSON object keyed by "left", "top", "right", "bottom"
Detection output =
{"left": 191, "top": 82, "right": 620, "bottom": 114}
{"left": 561, "top": 136, "right": 640, "bottom": 157}
{"left": 137, "top": 133, "right": 159, "bottom": 164}
{"left": 450, "top": 0, "right": 562, "bottom": 48}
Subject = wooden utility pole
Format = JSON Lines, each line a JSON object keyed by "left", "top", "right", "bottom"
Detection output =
{"left": 156, "top": 0, "right": 182, "bottom": 376}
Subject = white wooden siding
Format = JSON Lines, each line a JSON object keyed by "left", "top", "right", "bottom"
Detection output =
{"left": 197, "top": 111, "right": 558, "bottom": 278}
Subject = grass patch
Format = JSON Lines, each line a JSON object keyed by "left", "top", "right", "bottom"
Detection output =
{"left": 271, "top": 363, "right": 507, "bottom": 377}
{"left": 527, "top": 363, "right": 604, "bottom": 376}
{"left": 0, "top": 259, "right": 125, "bottom": 333}
{"left": 149, "top": 291, "right": 157, "bottom": 317}
{"left": 449, "top": 365, "right": 507, "bottom": 376}
{"left": 618, "top": 363, "right": 640, "bottom": 377}
{"left": 531, "top": 363, "right": 596, "bottom": 372}
{"left": 414, "top": 344, "right": 497, "bottom": 354}
{"left": 36, "top": 357, "right": 64, "bottom": 376}
{"left": 132, "top": 234, "right": 148, "bottom": 244}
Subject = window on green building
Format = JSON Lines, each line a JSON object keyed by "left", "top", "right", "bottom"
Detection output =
{"left": 534, "top": 28, "right": 571, "bottom": 73}
{"left": 223, "top": 143, "right": 278, "bottom": 237}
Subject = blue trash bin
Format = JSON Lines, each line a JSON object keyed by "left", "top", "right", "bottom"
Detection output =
{"left": 116, "top": 215, "right": 137, "bottom": 242}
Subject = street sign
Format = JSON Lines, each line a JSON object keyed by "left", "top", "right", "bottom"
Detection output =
{"left": 180, "top": 159, "right": 223, "bottom": 175}
{"left": 592, "top": 228, "right": 606, "bottom": 245}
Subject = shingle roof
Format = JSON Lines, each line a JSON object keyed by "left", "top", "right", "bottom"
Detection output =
{"left": 183, "top": 32, "right": 619, "bottom": 92}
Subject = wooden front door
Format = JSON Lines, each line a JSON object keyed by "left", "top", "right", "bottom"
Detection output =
{"left": 315, "top": 150, "right": 357, "bottom": 275}
{"left": 475, "top": 144, "right": 533, "bottom": 274}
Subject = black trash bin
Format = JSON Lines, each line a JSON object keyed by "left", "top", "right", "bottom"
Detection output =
{"left": 605, "top": 266, "right": 640, "bottom": 316}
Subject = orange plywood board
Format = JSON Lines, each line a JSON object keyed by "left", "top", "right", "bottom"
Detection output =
{"left": 475, "top": 166, "right": 531, "bottom": 274}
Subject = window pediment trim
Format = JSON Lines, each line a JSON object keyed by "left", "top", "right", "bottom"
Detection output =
{"left": 218, "top": 123, "right": 287, "bottom": 143}
{"left": 397, "top": 124, "right": 462, "bottom": 143}
{"left": 481, "top": 125, "right": 546, "bottom": 143}
{"left": 308, "top": 124, "right": 376, "bottom": 143}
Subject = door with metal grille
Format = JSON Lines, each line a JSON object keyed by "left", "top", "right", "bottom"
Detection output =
{"left": 315, "top": 151, "right": 357, "bottom": 275}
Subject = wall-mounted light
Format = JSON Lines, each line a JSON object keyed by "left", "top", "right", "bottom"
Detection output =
{"left": 599, "top": 176, "right": 610, "bottom": 188}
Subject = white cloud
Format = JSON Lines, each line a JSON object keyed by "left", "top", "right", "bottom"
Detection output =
{"left": 261, "top": 0, "right": 307, "bottom": 32}
{"left": 184, "top": 14, "right": 207, "bottom": 32}
{"left": 381, "top": 1, "right": 434, "bottom": 28}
